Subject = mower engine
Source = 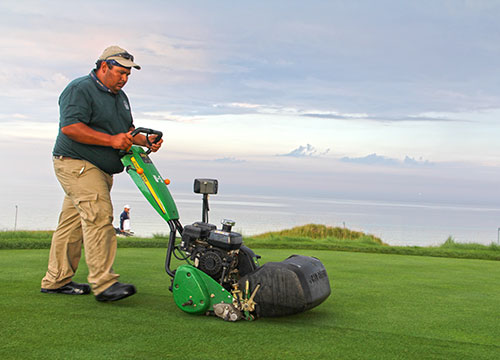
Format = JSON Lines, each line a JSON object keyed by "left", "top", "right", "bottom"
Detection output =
{"left": 179, "top": 220, "right": 259, "bottom": 291}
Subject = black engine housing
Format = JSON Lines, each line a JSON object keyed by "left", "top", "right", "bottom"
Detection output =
{"left": 179, "top": 222, "right": 258, "bottom": 288}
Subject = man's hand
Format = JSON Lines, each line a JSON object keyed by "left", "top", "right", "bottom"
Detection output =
{"left": 110, "top": 132, "right": 133, "bottom": 150}
{"left": 131, "top": 131, "right": 163, "bottom": 152}
{"left": 147, "top": 135, "right": 163, "bottom": 152}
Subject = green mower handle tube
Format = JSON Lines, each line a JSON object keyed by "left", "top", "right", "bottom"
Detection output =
{"left": 120, "top": 127, "right": 184, "bottom": 277}
{"left": 166, "top": 219, "right": 184, "bottom": 277}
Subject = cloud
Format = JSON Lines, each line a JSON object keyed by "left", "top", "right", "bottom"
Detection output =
{"left": 302, "top": 112, "right": 469, "bottom": 123}
{"left": 135, "top": 111, "right": 203, "bottom": 123}
{"left": 403, "top": 156, "right": 432, "bottom": 166}
{"left": 137, "top": 33, "right": 211, "bottom": 74}
{"left": 213, "top": 102, "right": 301, "bottom": 116}
{"left": 340, "top": 153, "right": 432, "bottom": 167}
{"left": 40, "top": 73, "right": 70, "bottom": 91}
{"left": 212, "top": 157, "right": 246, "bottom": 163}
{"left": 341, "top": 153, "right": 399, "bottom": 166}
{"left": 210, "top": 104, "right": 471, "bottom": 124}
{"left": 301, "top": 112, "right": 368, "bottom": 120}
{"left": 0, "top": 113, "right": 29, "bottom": 120}
{"left": 213, "top": 103, "right": 375, "bottom": 120}
{"left": 279, "top": 144, "right": 330, "bottom": 158}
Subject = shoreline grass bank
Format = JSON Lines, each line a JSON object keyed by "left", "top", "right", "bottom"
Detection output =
{"left": 1, "top": 224, "right": 499, "bottom": 261}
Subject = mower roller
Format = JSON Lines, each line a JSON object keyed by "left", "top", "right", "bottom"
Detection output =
{"left": 121, "top": 127, "right": 331, "bottom": 321}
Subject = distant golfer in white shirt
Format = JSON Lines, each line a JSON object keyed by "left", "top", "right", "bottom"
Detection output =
{"left": 119, "top": 205, "right": 133, "bottom": 235}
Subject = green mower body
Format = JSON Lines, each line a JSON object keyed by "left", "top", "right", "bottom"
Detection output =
{"left": 172, "top": 265, "right": 233, "bottom": 314}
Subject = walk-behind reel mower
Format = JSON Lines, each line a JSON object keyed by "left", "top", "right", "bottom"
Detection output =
{"left": 121, "top": 128, "right": 331, "bottom": 321}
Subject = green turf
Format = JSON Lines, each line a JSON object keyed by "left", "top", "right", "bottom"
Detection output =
{"left": 0, "top": 248, "right": 499, "bottom": 359}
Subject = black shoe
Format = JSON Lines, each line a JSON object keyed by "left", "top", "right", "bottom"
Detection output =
{"left": 41, "top": 281, "right": 91, "bottom": 295}
{"left": 95, "top": 282, "right": 136, "bottom": 302}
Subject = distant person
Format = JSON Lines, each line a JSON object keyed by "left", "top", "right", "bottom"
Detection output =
{"left": 119, "top": 205, "right": 134, "bottom": 235}
{"left": 41, "top": 45, "right": 163, "bottom": 302}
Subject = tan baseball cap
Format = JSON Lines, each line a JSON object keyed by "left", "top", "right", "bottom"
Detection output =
{"left": 98, "top": 45, "right": 141, "bottom": 70}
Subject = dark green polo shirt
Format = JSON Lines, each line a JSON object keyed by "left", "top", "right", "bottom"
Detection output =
{"left": 53, "top": 70, "right": 134, "bottom": 174}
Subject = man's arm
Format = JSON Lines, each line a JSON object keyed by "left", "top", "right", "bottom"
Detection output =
{"left": 62, "top": 122, "right": 133, "bottom": 150}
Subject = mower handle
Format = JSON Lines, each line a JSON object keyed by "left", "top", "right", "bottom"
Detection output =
{"left": 130, "top": 127, "right": 163, "bottom": 154}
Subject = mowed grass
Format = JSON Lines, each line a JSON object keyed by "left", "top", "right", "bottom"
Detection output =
{"left": 1, "top": 248, "right": 499, "bottom": 359}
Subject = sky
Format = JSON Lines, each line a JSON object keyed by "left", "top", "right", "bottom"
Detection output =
{"left": 1, "top": 0, "right": 500, "bottom": 228}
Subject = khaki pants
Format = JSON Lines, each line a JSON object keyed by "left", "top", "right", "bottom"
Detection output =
{"left": 41, "top": 158, "right": 119, "bottom": 294}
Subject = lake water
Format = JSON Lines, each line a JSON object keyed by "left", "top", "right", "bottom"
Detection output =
{"left": 3, "top": 182, "right": 500, "bottom": 247}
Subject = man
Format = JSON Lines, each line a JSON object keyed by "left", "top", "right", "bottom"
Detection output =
{"left": 119, "top": 204, "right": 133, "bottom": 235}
{"left": 41, "top": 46, "right": 162, "bottom": 302}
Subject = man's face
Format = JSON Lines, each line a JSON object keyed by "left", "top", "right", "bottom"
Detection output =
{"left": 101, "top": 62, "right": 131, "bottom": 93}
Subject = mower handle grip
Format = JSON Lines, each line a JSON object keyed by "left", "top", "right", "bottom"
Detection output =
{"left": 130, "top": 127, "right": 163, "bottom": 154}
